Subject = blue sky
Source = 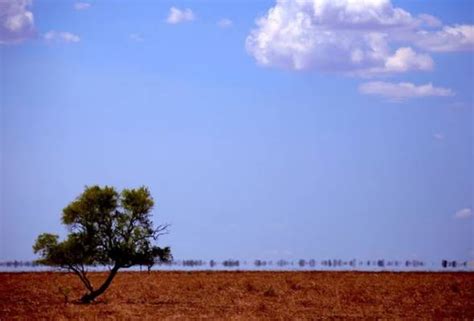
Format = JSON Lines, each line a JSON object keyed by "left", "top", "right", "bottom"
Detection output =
{"left": 1, "top": 0, "right": 473, "bottom": 262}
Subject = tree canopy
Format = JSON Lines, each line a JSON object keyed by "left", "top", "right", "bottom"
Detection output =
{"left": 33, "top": 185, "right": 171, "bottom": 303}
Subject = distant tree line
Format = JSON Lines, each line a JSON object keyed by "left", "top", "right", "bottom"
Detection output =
{"left": 441, "top": 260, "right": 469, "bottom": 268}
{"left": 0, "top": 260, "right": 40, "bottom": 268}
{"left": 1, "top": 259, "right": 471, "bottom": 270}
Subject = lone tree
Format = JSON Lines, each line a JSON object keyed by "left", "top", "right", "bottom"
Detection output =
{"left": 33, "top": 185, "right": 171, "bottom": 303}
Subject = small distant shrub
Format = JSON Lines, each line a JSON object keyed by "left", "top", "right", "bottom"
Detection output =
{"left": 450, "top": 282, "right": 460, "bottom": 293}
{"left": 289, "top": 281, "right": 302, "bottom": 291}
{"left": 245, "top": 281, "right": 257, "bottom": 292}
{"left": 196, "top": 281, "right": 204, "bottom": 289}
{"left": 263, "top": 285, "right": 278, "bottom": 297}
{"left": 58, "top": 286, "right": 72, "bottom": 304}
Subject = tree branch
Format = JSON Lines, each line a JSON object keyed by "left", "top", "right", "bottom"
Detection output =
{"left": 68, "top": 264, "right": 93, "bottom": 292}
{"left": 153, "top": 224, "right": 170, "bottom": 240}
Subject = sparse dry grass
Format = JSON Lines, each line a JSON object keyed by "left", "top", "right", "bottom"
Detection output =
{"left": 1, "top": 271, "right": 473, "bottom": 320}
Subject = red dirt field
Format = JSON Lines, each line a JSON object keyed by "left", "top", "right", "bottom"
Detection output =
{"left": 1, "top": 271, "right": 473, "bottom": 320}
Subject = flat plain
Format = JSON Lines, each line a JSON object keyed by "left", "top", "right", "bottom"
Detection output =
{"left": 1, "top": 271, "right": 473, "bottom": 320}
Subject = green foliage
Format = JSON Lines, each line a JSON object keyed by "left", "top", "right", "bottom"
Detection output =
{"left": 33, "top": 185, "right": 171, "bottom": 302}
{"left": 33, "top": 233, "right": 59, "bottom": 265}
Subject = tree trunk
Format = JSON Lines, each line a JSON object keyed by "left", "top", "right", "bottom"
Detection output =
{"left": 80, "top": 266, "right": 119, "bottom": 303}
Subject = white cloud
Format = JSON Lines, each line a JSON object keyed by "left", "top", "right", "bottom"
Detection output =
{"left": 447, "top": 101, "right": 472, "bottom": 111}
{"left": 246, "top": 0, "right": 473, "bottom": 75}
{"left": 353, "top": 46, "right": 434, "bottom": 76}
{"left": 417, "top": 14, "right": 442, "bottom": 28}
{"left": 129, "top": 33, "right": 144, "bottom": 42}
{"left": 359, "top": 81, "right": 454, "bottom": 100}
{"left": 454, "top": 208, "right": 473, "bottom": 219}
{"left": 166, "top": 7, "right": 195, "bottom": 24}
{"left": 0, "top": 0, "right": 35, "bottom": 44}
{"left": 433, "top": 133, "right": 444, "bottom": 140}
{"left": 43, "top": 31, "right": 80, "bottom": 43}
{"left": 384, "top": 47, "right": 433, "bottom": 72}
{"left": 217, "top": 18, "right": 233, "bottom": 28}
{"left": 415, "top": 25, "right": 474, "bottom": 52}
{"left": 74, "top": 2, "right": 91, "bottom": 11}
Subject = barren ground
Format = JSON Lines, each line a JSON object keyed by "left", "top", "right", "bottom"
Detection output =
{"left": 1, "top": 271, "right": 473, "bottom": 320}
